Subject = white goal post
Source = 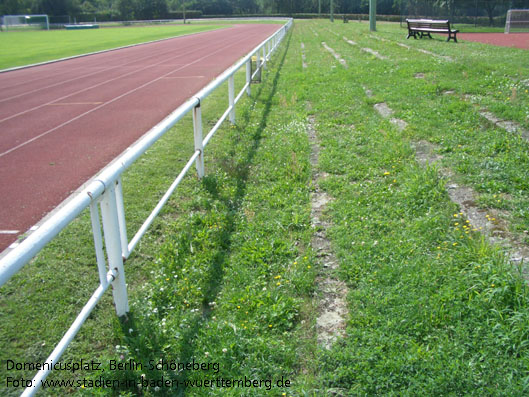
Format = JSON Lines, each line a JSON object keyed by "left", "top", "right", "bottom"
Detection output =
{"left": 505, "top": 9, "right": 529, "bottom": 33}
{"left": 2, "top": 14, "right": 49, "bottom": 31}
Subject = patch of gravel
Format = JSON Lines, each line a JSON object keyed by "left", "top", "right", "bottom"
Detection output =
{"left": 479, "top": 110, "right": 529, "bottom": 140}
{"left": 373, "top": 102, "right": 408, "bottom": 131}
{"left": 307, "top": 115, "right": 349, "bottom": 349}
{"left": 301, "top": 42, "right": 308, "bottom": 69}
{"left": 411, "top": 140, "right": 529, "bottom": 273}
{"left": 322, "top": 42, "right": 347, "bottom": 68}
{"left": 363, "top": 86, "right": 374, "bottom": 98}
{"left": 342, "top": 36, "right": 357, "bottom": 46}
{"left": 397, "top": 42, "right": 411, "bottom": 50}
{"left": 361, "top": 47, "right": 388, "bottom": 60}
{"left": 417, "top": 48, "right": 453, "bottom": 62}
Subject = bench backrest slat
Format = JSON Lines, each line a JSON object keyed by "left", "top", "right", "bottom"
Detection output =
{"left": 407, "top": 19, "right": 452, "bottom": 31}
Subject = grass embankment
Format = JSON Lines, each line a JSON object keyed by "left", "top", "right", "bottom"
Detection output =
{"left": 0, "top": 24, "right": 227, "bottom": 70}
{"left": 298, "top": 20, "right": 529, "bottom": 395}
{"left": 2, "top": 19, "right": 529, "bottom": 396}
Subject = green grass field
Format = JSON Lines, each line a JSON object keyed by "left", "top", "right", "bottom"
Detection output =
{"left": 0, "top": 24, "right": 227, "bottom": 70}
{"left": 1, "top": 19, "right": 529, "bottom": 396}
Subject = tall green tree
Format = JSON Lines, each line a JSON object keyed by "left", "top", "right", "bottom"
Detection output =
{"left": 117, "top": 0, "right": 134, "bottom": 18}
{"left": 36, "top": 0, "right": 81, "bottom": 15}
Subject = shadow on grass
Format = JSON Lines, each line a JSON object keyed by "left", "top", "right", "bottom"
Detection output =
{"left": 116, "top": 30, "right": 293, "bottom": 396}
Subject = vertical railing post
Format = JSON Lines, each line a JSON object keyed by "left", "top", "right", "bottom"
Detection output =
{"left": 262, "top": 46, "right": 267, "bottom": 70}
{"left": 100, "top": 182, "right": 129, "bottom": 317}
{"left": 246, "top": 59, "right": 251, "bottom": 96}
{"left": 114, "top": 177, "right": 129, "bottom": 259}
{"left": 229, "top": 75, "right": 235, "bottom": 124}
{"left": 193, "top": 103, "right": 205, "bottom": 178}
{"left": 89, "top": 200, "right": 107, "bottom": 287}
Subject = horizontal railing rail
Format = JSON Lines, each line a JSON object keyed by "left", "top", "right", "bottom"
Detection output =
{"left": 0, "top": 18, "right": 292, "bottom": 397}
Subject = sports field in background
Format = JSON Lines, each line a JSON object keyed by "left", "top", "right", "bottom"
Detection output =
{"left": 2, "top": 19, "right": 529, "bottom": 396}
{"left": 0, "top": 24, "right": 228, "bottom": 70}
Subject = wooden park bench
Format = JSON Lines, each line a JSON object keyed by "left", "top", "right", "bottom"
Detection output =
{"left": 406, "top": 19, "right": 459, "bottom": 42}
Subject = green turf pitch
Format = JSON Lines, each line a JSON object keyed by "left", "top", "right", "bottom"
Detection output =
{"left": 0, "top": 24, "right": 228, "bottom": 70}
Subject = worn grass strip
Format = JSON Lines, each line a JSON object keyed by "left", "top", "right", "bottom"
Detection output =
{"left": 307, "top": 114, "right": 348, "bottom": 349}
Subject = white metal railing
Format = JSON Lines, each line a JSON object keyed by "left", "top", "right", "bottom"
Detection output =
{"left": 0, "top": 18, "right": 292, "bottom": 396}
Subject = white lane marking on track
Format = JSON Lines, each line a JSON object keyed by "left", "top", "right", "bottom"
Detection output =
{"left": 0, "top": 230, "right": 19, "bottom": 234}
{"left": 0, "top": 27, "right": 234, "bottom": 98}
{"left": 0, "top": 39, "right": 224, "bottom": 124}
{"left": 47, "top": 102, "right": 104, "bottom": 106}
{"left": 0, "top": 32, "right": 220, "bottom": 103}
{"left": 0, "top": 28, "right": 266, "bottom": 159}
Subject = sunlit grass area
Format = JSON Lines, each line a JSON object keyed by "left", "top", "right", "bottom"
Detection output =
{"left": 2, "top": 18, "right": 529, "bottom": 396}
{"left": 0, "top": 24, "right": 227, "bottom": 70}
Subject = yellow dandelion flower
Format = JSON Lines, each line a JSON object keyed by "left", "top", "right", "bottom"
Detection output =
{"left": 384, "top": 171, "right": 390, "bottom": 175}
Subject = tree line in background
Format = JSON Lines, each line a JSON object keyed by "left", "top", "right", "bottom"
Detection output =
{"left": 1, "top": 0, "right": 528, "bottom": 23}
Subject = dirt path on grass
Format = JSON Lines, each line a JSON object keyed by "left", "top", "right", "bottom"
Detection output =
{"left": 307, "top": 114, "right": 348, "bottom": 349}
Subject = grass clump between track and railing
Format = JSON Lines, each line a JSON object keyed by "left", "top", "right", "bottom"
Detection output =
{"left": 2, "top": 19, "right": 529, "bottom": 396}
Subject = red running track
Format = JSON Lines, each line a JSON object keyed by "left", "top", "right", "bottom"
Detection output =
{"left": 0, "top": 24, "right": 281, "bottom": 252}
{"left": 459, "top": 32, "right": 529, "bottom": 50}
